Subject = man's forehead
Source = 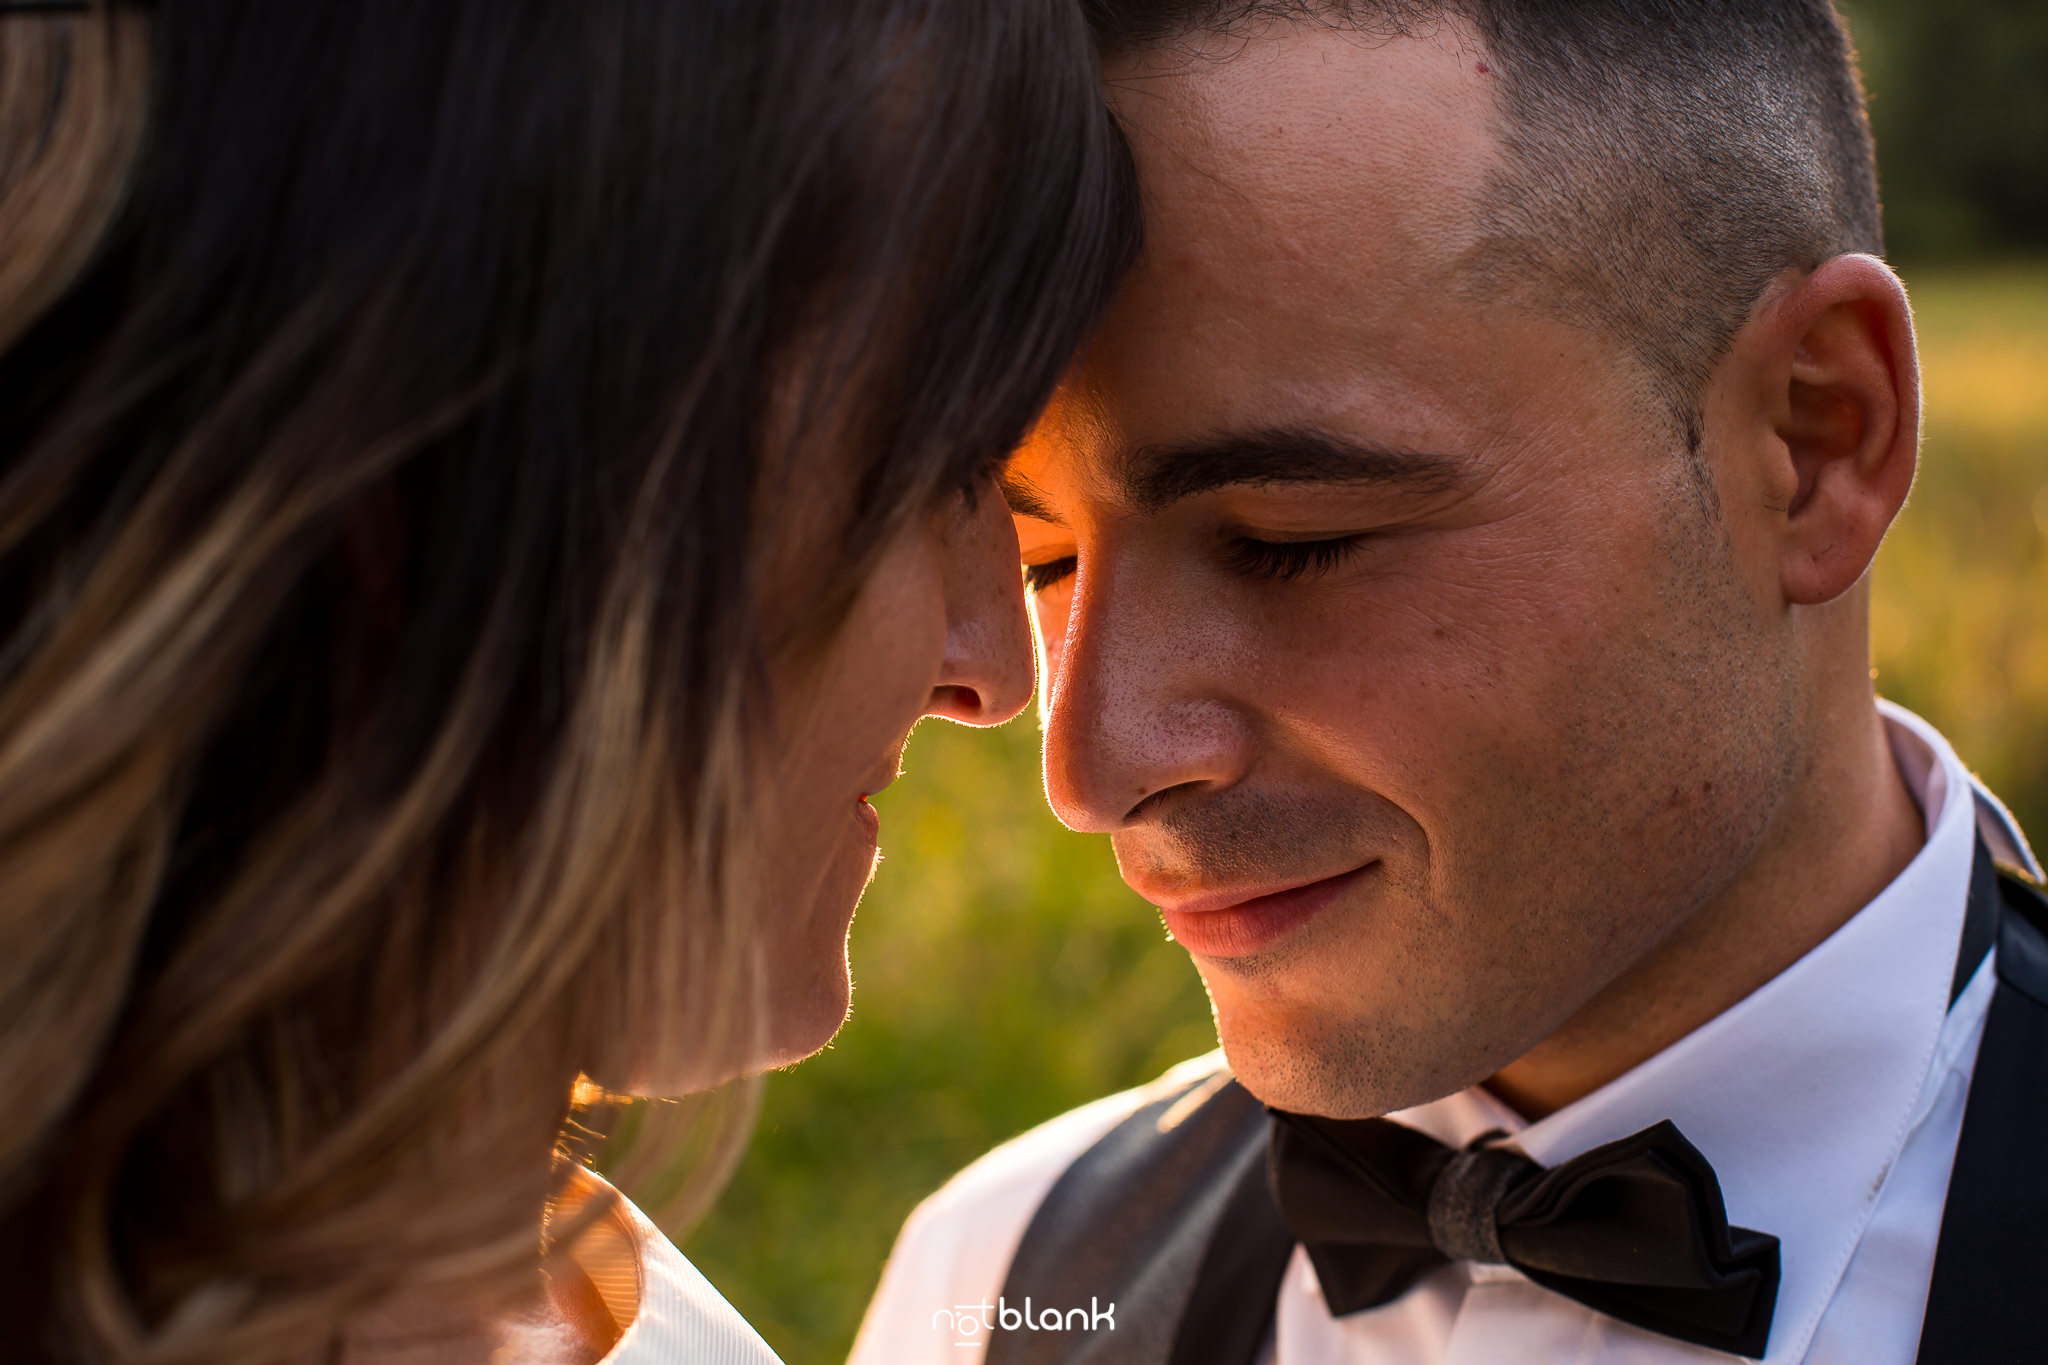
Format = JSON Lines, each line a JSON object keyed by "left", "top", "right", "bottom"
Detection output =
{"left": 1102, "top": 17, "right": 1502, "bottom": 283}
{"left": 1062, "top": 19, "right": 1517, "bottom": 486}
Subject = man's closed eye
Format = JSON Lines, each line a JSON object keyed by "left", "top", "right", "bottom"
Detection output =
{"left": 1223, "top": 535, "right": 1366, "bottom": 582}
{"left": 1025, "top": 556, "right": 1078, "bottom": 592}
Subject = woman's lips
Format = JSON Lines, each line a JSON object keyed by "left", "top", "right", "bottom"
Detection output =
{"left": 1155, "top": 863, "right": 1376, "bottom": 958}
{"left": 851, "top": 742, "right": 905, "bottom": 843}
{"left": 853, "top": 793, "right": 880, "bottom": 841}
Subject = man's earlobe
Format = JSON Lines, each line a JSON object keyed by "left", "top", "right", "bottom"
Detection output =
{"left": 1769, "top": 254, "right": 1919, "bottom": 607}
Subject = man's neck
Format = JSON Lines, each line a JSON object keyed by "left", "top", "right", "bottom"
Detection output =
{"left": 1485, "top": 700, "right": 1929, "bottom": 1122}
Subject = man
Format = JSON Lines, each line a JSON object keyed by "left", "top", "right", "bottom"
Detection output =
{"left": 852, "top": 3, "right": 2044, "bottom": 1362}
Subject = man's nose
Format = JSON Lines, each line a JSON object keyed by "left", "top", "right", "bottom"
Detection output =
{"left": 1039, "top": 556, "right": 1252, "bottom": 833}
{"left": 923, "top": 489, "right": 1035, "bottom": 727}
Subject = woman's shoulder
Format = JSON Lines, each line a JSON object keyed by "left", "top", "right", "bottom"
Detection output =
{"left": 561, "top": 1168, "right": 786, "bottom": 1365}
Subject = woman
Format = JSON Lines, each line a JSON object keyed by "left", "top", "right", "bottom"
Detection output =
{"left": 0, "top": 1, "right": 1135, "bottom": 1361}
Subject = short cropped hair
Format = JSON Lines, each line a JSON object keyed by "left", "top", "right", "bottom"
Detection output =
{"left": 1085, "top": 0, "right": 1883, "bottom": 444}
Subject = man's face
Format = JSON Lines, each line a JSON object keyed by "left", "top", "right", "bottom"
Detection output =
{"left": 1011, "top": 21, "right": 1803, "bottom": 1118}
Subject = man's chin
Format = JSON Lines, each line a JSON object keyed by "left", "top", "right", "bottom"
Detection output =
{"left": 1211, "top": 996, "right": 1477, "bottom": 1121}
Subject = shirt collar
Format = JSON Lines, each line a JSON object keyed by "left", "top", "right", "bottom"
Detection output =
{"left": 1386, "top": 702, "right": 1998, "bottom": 1362}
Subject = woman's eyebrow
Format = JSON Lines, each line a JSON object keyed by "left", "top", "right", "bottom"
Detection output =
{"left": 1001, "top": 473, "right": 1066, "bottom": 524}
{"left": 1116, "top": 425, "right": 1470, "bottom": 514}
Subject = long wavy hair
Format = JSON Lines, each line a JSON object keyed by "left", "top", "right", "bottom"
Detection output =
{"left": 0, "top": 1, "right": 1137, "bottom": 1360}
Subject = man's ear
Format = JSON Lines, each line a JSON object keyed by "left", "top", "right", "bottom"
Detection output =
{"left": 1750, "top": 253, "right": 1920, "bottom": 606}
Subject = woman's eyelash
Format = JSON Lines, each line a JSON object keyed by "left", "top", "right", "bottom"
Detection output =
{"left": 1023, "top": 556, "right": 1077, "bottom": 593}
{"left": 1223, "top": 535, "right": 1364, "bottom": 581}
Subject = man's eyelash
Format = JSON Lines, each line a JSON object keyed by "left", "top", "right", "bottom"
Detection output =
{"left": 1023, "top": 538, "right": 1362, "bottom": 592}
{"left": 1023, "top": 556, "right": 1077, "bottom": 593}
{"left": 1223, "top": 536, "right": 1364, "bottom": 581}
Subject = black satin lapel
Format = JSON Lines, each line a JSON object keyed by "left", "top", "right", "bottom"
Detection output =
{"left": 1164, "top": 1133, "right": 1297, "bottom": 1365}
{"left": 1915, "top": 869, "right": 2048, "bottom": 1365}
{"left": 990, "top": 1071, "right": 1270, "bottom": 1365}
{"left": 1950, "top": 836, "right": 2000, "bottom": 1007}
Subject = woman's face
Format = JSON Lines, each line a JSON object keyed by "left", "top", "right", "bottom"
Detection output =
{"left": 754, "top": 475, "right": 1035, "bottom": 1068}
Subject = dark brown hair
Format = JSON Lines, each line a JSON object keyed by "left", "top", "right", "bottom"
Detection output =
{"left": 0, "top": 1, "right": 1137, "bottom": 1360}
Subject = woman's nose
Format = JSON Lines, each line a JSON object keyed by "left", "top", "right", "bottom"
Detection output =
{"left": 923, "top": 486, "right": 1035, "bottom": 726}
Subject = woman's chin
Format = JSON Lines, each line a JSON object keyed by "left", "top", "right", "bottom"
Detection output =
{"left": 759, "top": 962, "right": 855, "bottom": 1070}
{"left": 749, "top": 816, "right": 873, "bottom": 1067}
{"left": 624, "top": 834, "right": 871, "bottom": 1094}
{"left": 619, "top": 968, "right": 850, "bottom": 1096}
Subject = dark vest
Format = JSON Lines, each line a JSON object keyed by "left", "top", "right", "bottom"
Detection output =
{"left": 988, "top": 839, "right": 2048, "bottom": 1365}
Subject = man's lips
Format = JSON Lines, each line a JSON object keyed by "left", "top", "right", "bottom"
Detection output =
{"left": 1151, "top": 863, "right": 1377, "bottom": 958}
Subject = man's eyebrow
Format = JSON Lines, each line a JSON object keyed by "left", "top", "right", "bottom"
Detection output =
{"left": 1119, "top": 426, "right": 1469, "bottom": 514}
{"left": 1000, "top": 473, "right": 1065, "bottom": 525}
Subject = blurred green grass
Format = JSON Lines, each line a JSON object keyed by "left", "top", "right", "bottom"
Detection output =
{"left": 682, "top": 265, "right": 2048, "bottom": 1365}
{"left": 1872, "top": 264, "right": 2048, "bottom": 839}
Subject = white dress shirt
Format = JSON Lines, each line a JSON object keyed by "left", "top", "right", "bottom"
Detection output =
{"left": 560, "top": 1168, "right": 787, "bottom": 1365}
{"left": 850, "top": 702, "right": 2039, "bottom": 1365}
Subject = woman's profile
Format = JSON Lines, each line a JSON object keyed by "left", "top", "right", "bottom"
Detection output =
{"left": 0, "top": 1, "right": 1135, "bottom": 1360}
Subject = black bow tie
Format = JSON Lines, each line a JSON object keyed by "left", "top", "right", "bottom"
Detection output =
{"left": 1268, "top": 1111, "right": 1781, "bottom": 1358}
